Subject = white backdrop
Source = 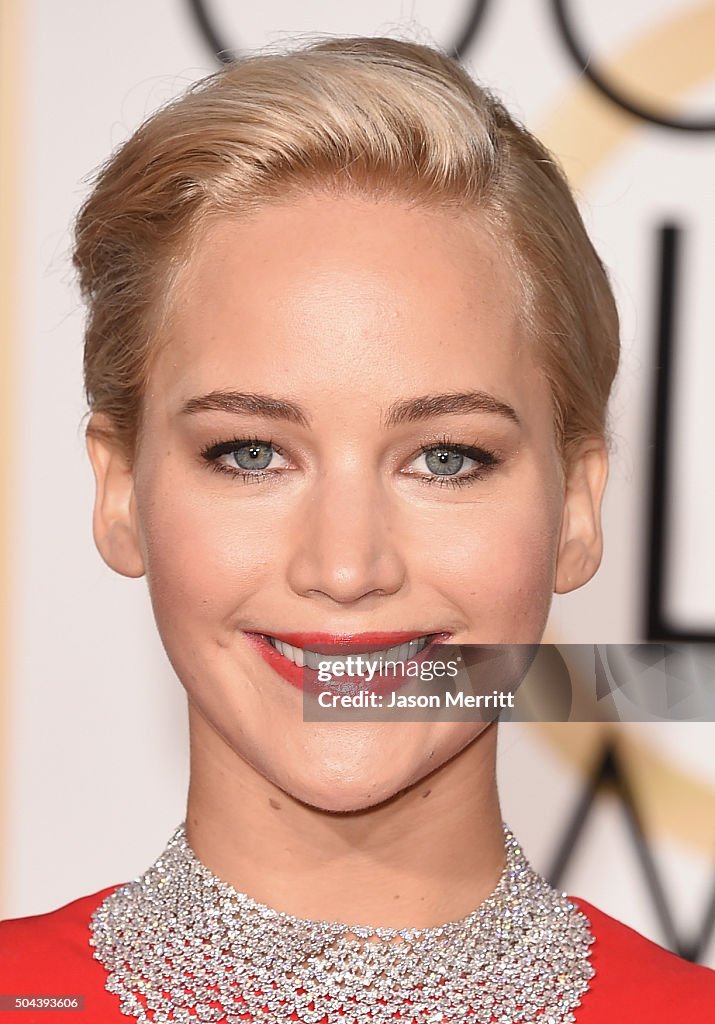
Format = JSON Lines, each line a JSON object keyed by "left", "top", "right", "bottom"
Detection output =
{"left": 1, "top": 0, "right": 714, "bottom": 967}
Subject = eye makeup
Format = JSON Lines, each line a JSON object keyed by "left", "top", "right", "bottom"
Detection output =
{"left": 198, "top": 433, "right": 503, "bottom": 488}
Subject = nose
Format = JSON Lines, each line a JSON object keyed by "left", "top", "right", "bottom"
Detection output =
{"left": 285, "top": 464, "right": 407, "bottom": 605}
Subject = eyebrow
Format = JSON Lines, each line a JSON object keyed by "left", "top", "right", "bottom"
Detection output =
{"left": 382, "top": 391, "right": 521, "bottom": 429}
{"left": 179, "top": 390, "right": 310, "bottom": 427}
{"left": 179, "top": 389, "right": 521, "bottom": 429}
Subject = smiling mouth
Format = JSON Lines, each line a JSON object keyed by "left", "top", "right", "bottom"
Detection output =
{"left": 261, "top": 634, "right": 435, "bottom": 670}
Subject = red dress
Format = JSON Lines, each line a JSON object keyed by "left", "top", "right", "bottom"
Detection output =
{"left": 1, "top": 885, "right": 714, "bottom": 1022}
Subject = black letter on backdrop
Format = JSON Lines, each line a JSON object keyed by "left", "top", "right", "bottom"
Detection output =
{"left": 186, "top": 0, "right": 493, "bottom": 64}
{"left": 646, "top": 225, "right": 714, "bottom": 642}
{"left": 552, "top": 0, "right": 715, "bottom": 131}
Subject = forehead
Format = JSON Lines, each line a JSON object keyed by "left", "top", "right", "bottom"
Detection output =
{"left": 155, "top": 194, "right": 545, "bottom": 417}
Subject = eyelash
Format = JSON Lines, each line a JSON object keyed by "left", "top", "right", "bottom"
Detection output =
{"left": 198, "top": 434, "right": 502, "bottom": 488}
{"left": 411, "top": 435, "right": 501, "bottom": 489}
{"left": 199, "top": 436, "right": 286, "bottom": 485}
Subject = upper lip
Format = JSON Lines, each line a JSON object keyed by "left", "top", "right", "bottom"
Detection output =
{"left": 251, "top": 630, "right": 450, "bottom": 650}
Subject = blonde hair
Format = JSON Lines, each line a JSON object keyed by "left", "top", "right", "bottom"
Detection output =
{"left": 73, "top": 36, "right": 620, "bottom": 464}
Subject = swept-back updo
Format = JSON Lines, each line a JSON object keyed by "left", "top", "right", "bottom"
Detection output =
{"left": 73, "top": 36, "right": 619, "bottom": 465}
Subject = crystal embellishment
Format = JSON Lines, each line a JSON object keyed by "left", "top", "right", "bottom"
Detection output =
{"left": 90, "top": 823, "right": 595, "bottom": 1023}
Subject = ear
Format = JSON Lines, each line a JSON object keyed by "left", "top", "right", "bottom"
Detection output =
{"left": 554, "top": 437, "right": 609, "bottom": 594}
{"left": 85, "top": 415, "right": 145, "bottom": 578}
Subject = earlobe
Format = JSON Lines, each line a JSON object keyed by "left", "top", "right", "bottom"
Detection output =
{"left": 85, "top": 416, "right": 145, "bottom": 579}
{"left": 554, "top": 438, "right": 609, "bottom": 594}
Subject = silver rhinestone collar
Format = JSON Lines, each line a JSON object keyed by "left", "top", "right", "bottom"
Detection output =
{"left": 90, "top": 823, "right": 595, "bottom": 1024}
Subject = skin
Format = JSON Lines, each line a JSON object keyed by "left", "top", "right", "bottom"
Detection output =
{"left": 86, "top": 193, "right": 608, "bottom": 929}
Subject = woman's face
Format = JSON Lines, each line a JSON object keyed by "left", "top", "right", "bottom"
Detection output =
{"left": 89, "top": 193, "right": 606, "bottom": 811}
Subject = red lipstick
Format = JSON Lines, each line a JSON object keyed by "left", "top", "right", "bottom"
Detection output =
{"left": 244, "top": 630, "right": 450, "bottom": 694}
{"left": 256, "top": 630, "right": 437, "bottom": 651}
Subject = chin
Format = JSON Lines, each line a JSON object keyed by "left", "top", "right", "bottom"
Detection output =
{"left": 277, "top": 766, "right": 419, "bottom": 815}
{"left": 295, "top": 787, "right": 405, "bottom": 815}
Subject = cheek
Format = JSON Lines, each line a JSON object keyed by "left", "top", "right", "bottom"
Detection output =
{"left": 133, "top": 465, "right": 278, "bottom": 625}
{"left": 409, "top": 484, "right": 562, "bottom": 635}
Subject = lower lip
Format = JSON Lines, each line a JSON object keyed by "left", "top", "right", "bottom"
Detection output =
{"left": 244, "top": 633, "right": 447, "bottom": 696}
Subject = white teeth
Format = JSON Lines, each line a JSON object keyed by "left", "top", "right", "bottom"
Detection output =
{"left": 304, "top": 650, "right": 321, "bottom": 670}
{"left": 264, "top": 635, "right": 432, "bottom": 670}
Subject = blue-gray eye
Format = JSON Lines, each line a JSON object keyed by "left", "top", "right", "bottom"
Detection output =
{"left": 200, "top": 437, "right": 290, "bottom": 478}
{"left": 424, "top": 449, "right": 465, "bottom": 476}
{"left": 231, "top": 442, "right": 274, "bottom": 470}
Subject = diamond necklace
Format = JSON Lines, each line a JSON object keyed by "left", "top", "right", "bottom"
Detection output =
{"left": 90, "top": 822, "right": 595, "bottom": 1024}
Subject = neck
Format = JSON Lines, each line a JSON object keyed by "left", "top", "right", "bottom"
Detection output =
{"left": 184, "top": 708, "right": 505, "bottom": 930}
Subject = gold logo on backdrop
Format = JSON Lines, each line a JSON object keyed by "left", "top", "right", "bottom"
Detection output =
{"left": 540, "top": 2, "right": 715, "bottom": 187}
